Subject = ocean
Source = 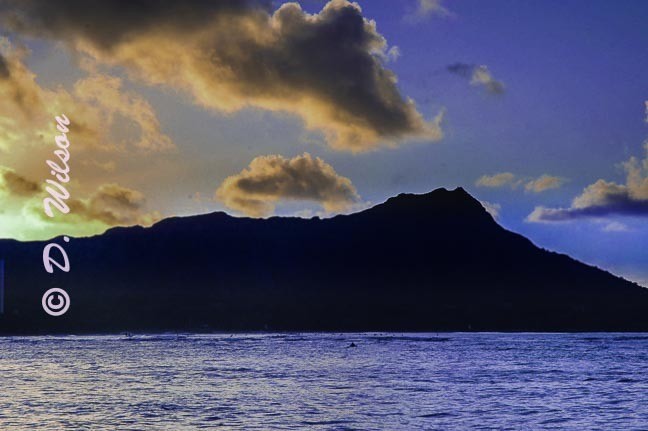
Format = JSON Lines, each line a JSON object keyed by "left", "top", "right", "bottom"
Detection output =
{"left": 1, "top": 333, "right": 646, "bottom": 430}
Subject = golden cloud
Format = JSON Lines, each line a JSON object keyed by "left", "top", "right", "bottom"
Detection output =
{"left": 524, "top": 175, "right": 566, "bottom": 193}
{"left": 0, "top": 164, "right": 160, "bottom": 238}
{"left": 475, "top": 172, "right": 517, "bottom": 188}
{"left": 0, "top": 166, "right": 40, "bottom": 197}
{"left": 476, "top": 172, "right": 565, "bottom": 193}
{"left": 29, "top": 183, "right": 161, "bottom": 227}
{"left": 0, "top": 37, "right": 172, "bottom": 240}
{"left": 1, "top": 0, "right": 443, "bottom": 152}
{"left": 68, "top": 183, "right": 161, "bottom": 226}
{"left": 0, "top": 37, "right": 173, "bottom": 154}
{"left": 216, "top": 153, "right": 360, "bottom": 216}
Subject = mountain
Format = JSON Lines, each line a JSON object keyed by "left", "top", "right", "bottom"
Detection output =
{"left": 1, "top": 187, "right": 647, "bottom": 334}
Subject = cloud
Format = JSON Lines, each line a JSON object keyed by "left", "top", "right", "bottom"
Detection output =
{"left": 80, "top": 159, "right": 116, "bottom": 173}
{"left": 475, "top": 172, "right": 517, "bottom": 188}
{"left": 645, "top": 100, "right": 648, "bottom": 123}
{"left": 71, "top": 184, "right": 161, "bottom": 225}
{"left": 385, "top": 46, "right": 401, "bottom": 62}
{"left": 0, "top": 39, "right": 43, "bottom": 123}
{"left": 524, "top": 174, "right": 567, "bottom": 193}
{"left": 0, "top": 37, "right": 173, "bottom": 153}
{"left": 528, "top": 143, "right": 648, "bottom": 222}
{"left": 0, "top": 52, "right": 10, "bottom": 79}
{"left": 476, "top": 172, "right": 565, "bottom": 192}
{"left": 1, "top": 0, "right": 443, "bottom": 152}
{"left": 602, "top": 221, "right": 629, "bottom": 232}
{"left": 0, "top": 167, "right": 41, "bottom": 197}
{"left": 480, "top": 200, "right": 501, "bottom": 219}
{"left": 0, "top": 0, "right": 261, "bottom": 48}
{"left": 216, "top": 153, "right": 360, "bottom": 216}
{"left": 73, "top": 74, "right": 173, "bottom": 152}
{"left": 0, "top": 38, "right": 174, "bottom": 239}
{"left": 31, "top": 183, "right": 161, "bottom": 226}
{"left": 447, "top": 63, "right": 505, "bottom": 95}
{"left": 0, "top": 165, "right": 160, "bottom": 233}
{"left": 406, "top": 0, "right": 452, "bottom": 21}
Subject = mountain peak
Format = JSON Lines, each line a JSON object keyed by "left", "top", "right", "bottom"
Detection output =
{"left": 385, "top": 186, "right": 479, "bottom": 205}
{"left": 364, "top": 187, "right": 490, "bottom": 224}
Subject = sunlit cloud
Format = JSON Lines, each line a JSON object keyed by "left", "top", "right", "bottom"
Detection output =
{"left": 0, "top": 166, "right": 160, "bottom": 229}
{"left": 476, "top": 172, "right": 517, "bottom": 188}
{"left": 0, "top": 167, "right": 160, "bottom": 239}
{"left": 1, "top": 0, "right": 443, "bottom": 152}
{"left": 476, "top": 172, "right": 565, "bottom": 193}
{"left": 216, "top": 153, "right": 360, "bottom": 217}
{"left": 0, "top": 166, "right": 41, "bottom": 197}
{"left": 27, "top": 183, "right": 160, "bottom": 227}
{"left": 0, "top": 36, "right": 172, "bottom": 239}
{"left": 524, "top": 175, "right": 567, "bottom": 193}
{"left": 0, "top": 37, "right": 173, "bottom": 154}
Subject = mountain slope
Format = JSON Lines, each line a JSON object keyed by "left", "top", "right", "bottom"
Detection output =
{"left": 1, "top": 187, "right": 647, "bottom": 333}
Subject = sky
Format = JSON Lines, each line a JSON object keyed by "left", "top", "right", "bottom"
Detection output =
{"left": 0, "top": 0, "right": 646, "bottom": 285}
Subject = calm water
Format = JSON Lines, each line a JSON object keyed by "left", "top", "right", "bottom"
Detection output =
{"left": 0, "top": 333, "right": 647, "bottom": 430}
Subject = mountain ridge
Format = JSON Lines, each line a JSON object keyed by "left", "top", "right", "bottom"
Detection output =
{"left": 0, "top": 187, "right": 647, "bottom": 334}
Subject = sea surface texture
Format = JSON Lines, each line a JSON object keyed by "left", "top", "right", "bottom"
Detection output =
{"left": 1, "top": 333, "right": 647, "bottom": 430}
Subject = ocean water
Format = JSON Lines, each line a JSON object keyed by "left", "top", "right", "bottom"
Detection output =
{"left": 0, "top": 333, "right": 647, "bottom": 430}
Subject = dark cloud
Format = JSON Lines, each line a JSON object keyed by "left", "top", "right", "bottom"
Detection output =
{"left": 0, "top": 168, "right": 40, "bottom": 197}
{"left": 447, "top": 63, "right": 474, "bottom": 79}
{"left": 530, "top": 201, "right": 648, "bottom": 222}
{"left": 0, "top": 53, "right": 10, "bottom": 79}
{"left": 0, "top": 0, "right": 442, "bottom": 151}
{"left": 216, "top": 153, "right": 359, "bottom": 216}
{"left": 528, "top": 181, "right": 648, "bottom": 222}
{"left": 0, "top": 0, "right": 269, "bottom": 49}
{"left": 447, "top": 62, "right": 505, "bottom": 95}
{"left": 529, "top": 200, "right": 648, "bottom": 222}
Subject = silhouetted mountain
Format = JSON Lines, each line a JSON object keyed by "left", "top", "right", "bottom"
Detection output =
{"left": 1, "top": 187, "right": 647, "bottom": 334}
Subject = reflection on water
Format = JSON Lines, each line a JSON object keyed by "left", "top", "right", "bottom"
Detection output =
{"left": 1, "top": 333, "right": 647, "bottom": 430}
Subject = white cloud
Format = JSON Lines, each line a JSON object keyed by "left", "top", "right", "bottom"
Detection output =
{"left": 407, "top": 0, "right": 453, "bottom": 21}
{"left": 480, "top": 200, "right": 502, "bottom": 219}
{"left": 602, "top": 221, "right": 630, "bottom": 232}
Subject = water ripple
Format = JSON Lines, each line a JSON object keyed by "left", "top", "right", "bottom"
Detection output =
{"left": 0, "top": 333, "right": 647, "bottom": 430}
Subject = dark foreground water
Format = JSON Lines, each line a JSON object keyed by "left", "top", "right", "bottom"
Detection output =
{"left": 1, "top": 333, "right": 647, "bottom": 430}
